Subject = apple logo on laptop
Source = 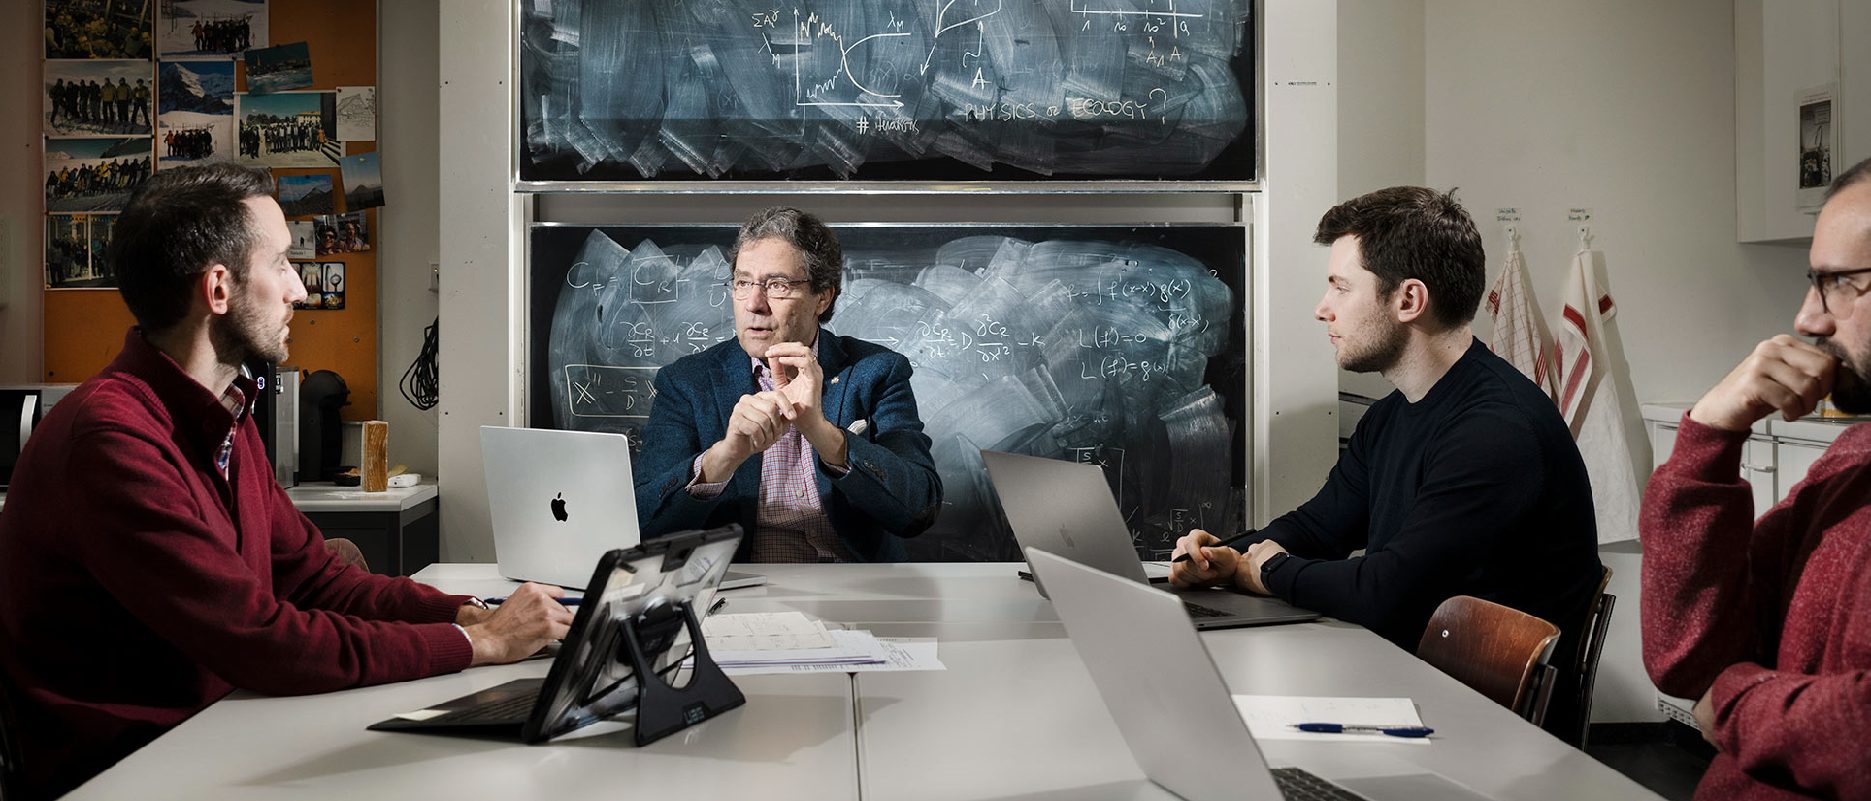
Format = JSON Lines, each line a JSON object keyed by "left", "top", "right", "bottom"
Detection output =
{"left": 1057, "top": 526, "right": 1077, "bottom": 548}
{"left": 550, "top": 492, "right": 569, "bottom": 522}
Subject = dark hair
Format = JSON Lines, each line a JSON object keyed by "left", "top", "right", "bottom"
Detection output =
{"left": 729, "top": 206, "right": 843, "bottom": 323}
{"left": 1826, "top": 156, "right": 1871, "bottom": 202}
{"left": 112, "top": 162, "right": 273, "bottom": 333}
{"left": 1313, "top": 186, "right": 1486, "bottom": 330}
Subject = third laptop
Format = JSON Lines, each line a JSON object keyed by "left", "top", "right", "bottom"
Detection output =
{"left": 981, "top": 449, "right": 1318, "bottom": 630}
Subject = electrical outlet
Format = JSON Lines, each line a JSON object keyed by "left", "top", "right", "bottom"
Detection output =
{"left": 429, "top": 261, "right": 440, "bottom": 293}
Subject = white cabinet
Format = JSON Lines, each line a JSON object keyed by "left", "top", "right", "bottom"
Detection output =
{"left": 1743, "top": 437, "right": 1780, "bottom": 514}
{"left": 1773, "top": 438, "right": 1829, "bottom": 502}
{"left": 1735, "top": 0, "right": 1866, "bottom": 243}
{"left": 1642, "top": 405, "right": 1850, "bottom": 514}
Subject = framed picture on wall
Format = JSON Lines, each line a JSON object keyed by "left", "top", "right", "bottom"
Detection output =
{"left": 46, "top": 137, "right": 152, "bottom": 213}
{"left": 46, "top": 0, "right": 153, "bottom": 59}
{"left": 1797, "top": 83, "right": 1835, "bottom": 213}
{"left": 158, "top": 0, "right": 267, "bottom": 57}
{"left": 157, "top": 58, "right": 235, "bottom": 167}
{"left": 44, "top": 60, "right": 155, "bottom": 138}
{"left": 45, "top": 213, "right": 118, "bottom": 290}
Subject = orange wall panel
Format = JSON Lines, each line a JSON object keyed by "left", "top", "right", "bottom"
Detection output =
{"left": 44, "top": 0, "right": 381, "bottom": 423}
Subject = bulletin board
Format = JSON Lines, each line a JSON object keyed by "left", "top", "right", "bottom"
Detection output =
{"left": 43, "top": 0, "right": 382, "bottom": 423}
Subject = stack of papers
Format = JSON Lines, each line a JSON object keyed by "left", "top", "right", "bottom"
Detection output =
{"left": 699, "top": 612, "right": 945, "bottom": 675}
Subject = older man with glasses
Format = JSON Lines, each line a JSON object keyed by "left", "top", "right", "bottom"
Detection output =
{"left": 633, "top": 207, "right": 942, "bottom": 563}
{"left": 1642, "top": 156, "right": 1871, "bottom": 801}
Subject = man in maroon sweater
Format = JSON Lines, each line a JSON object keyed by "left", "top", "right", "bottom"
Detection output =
{"left": 1643, "top": 156, "right": 1871, "bottom": 800}
{"left": 0, "top": 164, "right": 573, "bottom": 800}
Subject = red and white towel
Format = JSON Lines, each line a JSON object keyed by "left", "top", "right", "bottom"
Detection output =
{"left": 1485, "top": 241, "right": 1559, "bottom": 401}
{"left": 1556, "top": 250, "right": 1644, "bottom": 544}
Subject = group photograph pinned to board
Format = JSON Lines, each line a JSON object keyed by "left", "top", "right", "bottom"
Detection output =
{"left": 44, "top": 60, "right": 154, "bottom": 138}
{"left": 313, "top": 211, "right": 369, "bottom": 255}
{"left": 156, "top": 58, "right": 234, "bottom": 166}
{"left": 158, "top": 0, "right": 266, "bottom": 56}
{"left": 46, "top": 0, "right": 153, "bottom": 59}
{"left": 236, "top": 90, "right": 338, "bottom": 167}
{"left": 45, "top": 214, "right": 117, "bottom": 290}
{"left": 244, "top": 41, "right": 312, "bottom": 94}
{"left": 339, "top": 151, "right": 382, "bottom": 210}
{"left": 293, "top": 261, "right": 344, "bottom": 310}
{"left": 287, "top": 219, "right": 315, "bottom": 258}
{"left": 335, "top": 86, "right": 375, "bottom": 141}
{"left": 46, "top": 137, "right": 152, "bottom": 213}
{"left": 276, "top": 173, "right": 335, "bottom": 217}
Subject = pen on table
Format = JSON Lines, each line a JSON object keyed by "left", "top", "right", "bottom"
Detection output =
{"left": 1169, "top": 529, "right": 1261, "bottom": 564}
{"left": 1294, "top": 723, "right": 1434, "bottom": 738}
{"left": 481, "top": 595, "right": 582, "bottom": 607}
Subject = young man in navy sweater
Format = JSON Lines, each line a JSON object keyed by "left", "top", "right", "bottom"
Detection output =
{"left": 1171, "top": 187, "right": 1603, "bottom": 739}
{"left": 0, "top": 164, "right": 571, "bottom": 799}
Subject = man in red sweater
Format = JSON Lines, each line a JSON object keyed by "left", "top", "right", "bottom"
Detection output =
{"left": 0, "top": 164, "right": 573, "bottom": 800}
{"left": 1643, "top": 156, "right": 1871, "bottom": 800}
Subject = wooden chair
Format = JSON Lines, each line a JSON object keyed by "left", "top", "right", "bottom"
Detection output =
{"left": 323, "top": 537, "right": 370, "bottom": 573}
{"left": 1417, "top": 596, "right": 1562, "bottom": 725}
{"left": 1570, "top": 567, "right": 1617, "bottom": 748}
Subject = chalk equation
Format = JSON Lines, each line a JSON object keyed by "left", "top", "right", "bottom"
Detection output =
{"left": 519, "top": 0, "right": 1253, "bottom": 181}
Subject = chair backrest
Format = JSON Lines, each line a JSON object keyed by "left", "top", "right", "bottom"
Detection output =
{"left": 1417, "top": 595, "right": 1561, "bottom": 723}
{"left": 323, "top": 537, "right": 370, "bottom": 573}
{"left": 1571, "top": 566, "right": 1617, "bottom": 748}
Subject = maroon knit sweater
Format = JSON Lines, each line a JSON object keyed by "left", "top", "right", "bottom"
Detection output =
{"left": 0, "top": 332, "right": 474, "bottom": 799}
{"left": 1642, "top": 414, "right": 1871, "bottom": 800}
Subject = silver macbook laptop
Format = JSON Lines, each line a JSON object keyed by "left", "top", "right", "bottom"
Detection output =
{"left": 480, "top": 426, "right": 767, "bottom": 590}
{"left": 1029, "top": 547, "right": 1448, "bottom": 801}
{"left": 982, "top": 449, "right": 1317, "bottom": 630}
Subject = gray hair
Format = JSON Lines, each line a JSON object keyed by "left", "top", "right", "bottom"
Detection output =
{"left": 729, "top": 206, "right": 842, "bottom": 323}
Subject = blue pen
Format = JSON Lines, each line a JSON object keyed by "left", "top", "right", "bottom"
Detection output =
{"left": 482, "top": 595, "right": 582, "bottom": 607}
{"left": 1294, "top": 723, "right": 1434, "bottom": 738}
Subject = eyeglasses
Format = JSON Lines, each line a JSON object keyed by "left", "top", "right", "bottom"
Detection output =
{"left": 725, "top": 276, "right": 813, "bottom": 300}
{"left": 1806, "top": 267, "right": 1871, "bottom": 318}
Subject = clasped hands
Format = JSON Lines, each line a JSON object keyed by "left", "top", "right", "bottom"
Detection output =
{"left": 700, "top": 342, "right": 846, "bottom": 482}
{"left": 1168, "top": 529, "right": 1286, "bottom": 596}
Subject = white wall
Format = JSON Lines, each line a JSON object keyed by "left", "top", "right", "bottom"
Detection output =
{"left": 1419, "top": 0, "right": 1813, "bottom": 723}
{"left": 376, "top": 0, "right": 442, "bottom": 478}
{"left": 1, "top": 2, "right": 44, "bottom": 384}
{"left": 1335, "top": 0, "right": 1426, "bottom": 402}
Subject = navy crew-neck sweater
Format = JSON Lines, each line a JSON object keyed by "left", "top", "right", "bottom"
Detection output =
{"left": 1256, "top": 338, "right": 1602, "bottom": 671}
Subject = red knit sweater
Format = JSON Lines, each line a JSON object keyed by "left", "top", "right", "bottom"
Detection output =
{"left": 0, "top": 332, "right": 474, "bottom": 799}
{"left": 1642, "top": 414, "right": 1871, "bottom": 800}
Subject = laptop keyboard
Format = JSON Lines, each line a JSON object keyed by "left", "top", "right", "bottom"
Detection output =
{"left": 1183, "top": 601, "right": 1230, "bottom": 618}
{"left": 426, "top": 692, "right": 538, "bottom": 726}
{"left": 1272, "top": 768, "right": 1369, "bottom": 801}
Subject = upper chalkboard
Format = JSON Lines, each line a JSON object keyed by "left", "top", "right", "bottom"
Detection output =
{"left": 530, "top": 223, "right": 1247, "bottom": 561}
{"left": 517, "top": 0, "right": 1255, "bottom": 183}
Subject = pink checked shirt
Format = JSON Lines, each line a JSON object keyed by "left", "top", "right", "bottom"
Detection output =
{"left": 686, "top": 352, "right": 853, "bottom": 563}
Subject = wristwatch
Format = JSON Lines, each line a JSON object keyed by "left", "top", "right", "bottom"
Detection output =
{"left": 463, "top": 596, "right": 491, "bottom": 610}
{"left": 1259, "top": 551, "right": 1291, "bottom": 587}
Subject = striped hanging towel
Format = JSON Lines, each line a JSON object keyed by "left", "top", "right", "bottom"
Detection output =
{"left": 1557, "top": 250, "right": 1645, "bottom": 544}
{"left": 1485, "top": 241, "right": 1559, "bottom": 401}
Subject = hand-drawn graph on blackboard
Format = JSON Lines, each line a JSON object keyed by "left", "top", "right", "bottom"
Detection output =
{"left": 532, "top": 224, "right": 1246, "bottom": 561}
{"left": 517, "top": 0, "right": 1254, "bottom": 182}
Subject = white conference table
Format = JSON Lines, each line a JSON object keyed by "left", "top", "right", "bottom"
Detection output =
{"left": 68, "top": 563, "right": 1662, "bottom": 801}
